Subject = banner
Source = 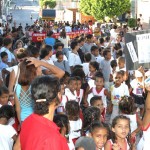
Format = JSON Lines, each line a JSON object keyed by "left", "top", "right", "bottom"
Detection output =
{"left": 136, "top": 33, "right": 150, "bottom": 64}
{"left": 32, "top": 33, "right": 46, "bottom": 42}
{"left": 124, "top": 30, "right": 150, "bottom": 70}
{"left": 53, "top": 30, "right": 92, "bottom": 39}
{"left": 32, "top": 30, "right": 92, "bottom": 42}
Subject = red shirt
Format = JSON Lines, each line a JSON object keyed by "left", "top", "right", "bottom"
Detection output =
{"left": 20, "top": 114, "right": 69, "bottom": 150}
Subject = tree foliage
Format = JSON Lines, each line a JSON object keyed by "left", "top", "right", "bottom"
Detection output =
{"left": 128, "top": 18, "right": 137, "bottom": 28}
{"left": 80, "top": 0, "right": 131, "bottom": 20}
{"left": 40, "top": 0, "right": 56, "bottom": 9}
{"left": 79, "top": 0, "right": 93, "bottom": 16}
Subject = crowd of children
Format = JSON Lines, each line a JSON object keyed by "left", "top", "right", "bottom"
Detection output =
{"left": 0, "top": 21, "right": 150, "bottom": 150}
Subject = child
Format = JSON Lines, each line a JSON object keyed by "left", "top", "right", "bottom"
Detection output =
{"left": 119, "top": 96, "right": 142, "bottom": 144}
{"left": 0, "top": 52, "right": 9, "bottom": 71}
{"left": 110, "top": 60, "right": 117, "bottom": 88}
{"left": 110, "top": 71, "right": 129, "bottom": 124}
{"left": 90, "top": 96, "right": 105, "bottom": 122}
{"left": 57, "top": 80, "right": 68, "bottom": 114}
{"left": 90, "top": 121, "right": 109, "bottom": 150}
{"left": 87, "top": 61, "right": 99, "bottom": 82}
{"left": 105, "top": 115, "right": 131, "bottom": 150}
{"left": 54, "top": 51, "right": 71, "bottom": 74}
{"left": 82, "top": 106, "right": 101, "bottom": 136}
{"left": 0, "top": 85, "right": 11, "bottom": 106}
{"left": 40, "top": 45, "right": 54, "bottom": 65}
{"left": 40, "top": 45, "right": 54, "bottom": 75}
{"left": 0, "top": 86, "right": 18, "bottom": 129}
{"left": 0, "top": 105, "right": 17, "bottom": 149}
{"left": 68, "top": 41, "right": 81, "bottom": 72}
{"left": 100, "top": 49, "right": 112, "bottom": 90}
{"left": 52, "top": 42, "right": 67, "bottom": 61}
{"left": 92, "top": 45, "right": 104, "bottom": 64}
{"left": 62, "top": 71, "right": 70, "bottom": 87}
{"left": 53, "top": 114, "right": 74, "bottom": 150}
{"left": 82, "top": 53, "right": 91, "bottom": 76}
{"left": 116, "top": 56, "right": 126, "bottom": 71}
{"left": 85, "top": 72, "right": 110, "bottom": 114}
{"left": 130, "top": 70, "right": 145, "bottom": 116}
{"left": 75, "top": 137, "right": 96, "bottom": 150}
{"left": 66, "top": 101, "right": 82, "bottom": 144}
{"left": 74, "top": 76, "right": 84, "bottom": 105}
{"left": 110, "top": 60, "right": 117, "bottom": 75}
{"left": 65, "top": 77, "right": 78, "bottom": 102}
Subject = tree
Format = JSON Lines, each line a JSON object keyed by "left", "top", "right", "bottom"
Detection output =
{"left": 40, "top": 0, "right": 56, "bottom": 9}
{"left": 80, "top": 0, "right": 131, "bottom": 20}
{"left": 79, "top": 0, "right": 93, "bottom": 16}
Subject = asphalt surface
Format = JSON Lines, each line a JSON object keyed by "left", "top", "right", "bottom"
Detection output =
{"left": 9, "top": 0, "right": 39, "bottom": 28}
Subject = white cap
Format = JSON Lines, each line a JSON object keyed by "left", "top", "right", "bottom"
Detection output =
{"left": 135, "top": 70, "right": 143, "bottom": 77}
{"left": 145, "top": 70, "right": 150, "bottom": 77}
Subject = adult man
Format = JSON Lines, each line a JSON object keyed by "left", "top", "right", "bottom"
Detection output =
{"left": 14, "top": 76, "right": 69, "bottom": 150}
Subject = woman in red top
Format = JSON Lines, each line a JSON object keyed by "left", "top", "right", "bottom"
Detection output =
{"left": 14, "top": 75, "right": 69, "bottom": 150}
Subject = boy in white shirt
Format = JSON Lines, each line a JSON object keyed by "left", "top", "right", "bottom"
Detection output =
{"left": 68, "top": 41, "right": 81, "bottom": 72}
{"left": 0, "top": 52, "right": 9, "bottom": 71}
{"left": 0, "top": 38, "right": 16, "bottom": 66}
{"left": 65, "top": 77, "right": 78, "bottom": 102}
{"left": 51, "top": 42, "right": 68, "bottom": 62}
{"left": 91, "top": 45, "right": 104, "bottom": 65}
{"left": 0, "top": 105, "right": 17, "bottom": 150}
{"left": 82, "top": 53, "right": 91, "bottom": 76}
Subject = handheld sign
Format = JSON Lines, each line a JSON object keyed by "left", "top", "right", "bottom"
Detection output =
{"left": 124, "top": 30, "right": 150, "bottom": 70}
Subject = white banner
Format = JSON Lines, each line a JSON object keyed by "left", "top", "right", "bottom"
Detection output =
{"left": 136, "top": 33, "right": 150, "bottom": 64}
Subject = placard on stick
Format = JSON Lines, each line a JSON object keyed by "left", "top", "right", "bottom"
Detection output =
{"left": 124, "top": 30, "right": 150, "bottom": 70}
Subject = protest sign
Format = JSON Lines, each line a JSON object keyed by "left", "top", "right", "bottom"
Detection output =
{"left": 32, "top": 33, "right": 46, "bottom": 42}
{"left": 32, "top": 30, "right": 92, "bottom": 42}
{"left": 124, "top": 30, "right": 150, "bottom": 70}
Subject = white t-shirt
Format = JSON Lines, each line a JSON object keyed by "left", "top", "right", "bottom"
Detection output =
{"left": 74, "top": 89, "right": 84, "bottom": 105}
{"left": 0, "top": 47, "right": 15, "bottom": 63}
{"left": 57, "top": 95, "right": 68, "bottom": 113}
{"left": 58, "top": 36, "right": 70, "bottom": 48}
{"left": 142, "top": 124, "right": 150, "bottom": 150}
{"left": 51, "top": 54, "right": 67, "bottom": 62}
{"left": 0, "top": 61, "right": 9, "bottom": 71}
{"left": 82, "top": 62, "right": 89, "bottom": 76}
{"left": 110, "top": 83, "right": 129, "bottom": 106}
{"left": 95, "top": 55, "right": 104, "bottom": 64}
{"left": 65, "top": 26, "right": 72, "bottom": 33}
{"left": 68, "top": 52, "right": 81, "bottom": 67}
{"left": 69, "top": 119, "right": 82, "bottom": 139}
{"left": 124, "top": 114, "right": 137, "bottom": 133}
{"left": 110, "top": 29, "right": 117, "bottom": 39}
{"left": 0, "top": 124, "right": 17, "bottom": 150}
{"left": 116, "top": 66, "right": 126, "bottom": 72}
{"left": 41, "top": 59, "right": 54, "bottom": 70}
{"left": 0, "top": 101, "right": 15, "bottom": 126}
{"left": 130, "top": 79, "right": 144, "bottom": 96}
{"left": 65, "top": 88, "right": 78, "bottom": 102}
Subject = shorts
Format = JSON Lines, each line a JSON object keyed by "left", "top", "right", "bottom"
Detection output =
{"left": 132, "top": 94, "right": 145, "bottom": 108}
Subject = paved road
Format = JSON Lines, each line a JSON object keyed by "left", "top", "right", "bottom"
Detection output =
{"left": 9, "top": 0, "right": 39, "bottom": 28}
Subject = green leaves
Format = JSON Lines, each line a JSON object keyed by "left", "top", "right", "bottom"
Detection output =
{"left": 127, "top": 18, "right": 137, "bottom": 28}
{"left": 79, "top": 0, "right": 131, "bottom": 20}
{"left": 40, "top": 0, "right": 56, "bottom": 8}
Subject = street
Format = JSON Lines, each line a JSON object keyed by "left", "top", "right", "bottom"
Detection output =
{"left": 9, "top": 0, "right": 39, "bottom": 28}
